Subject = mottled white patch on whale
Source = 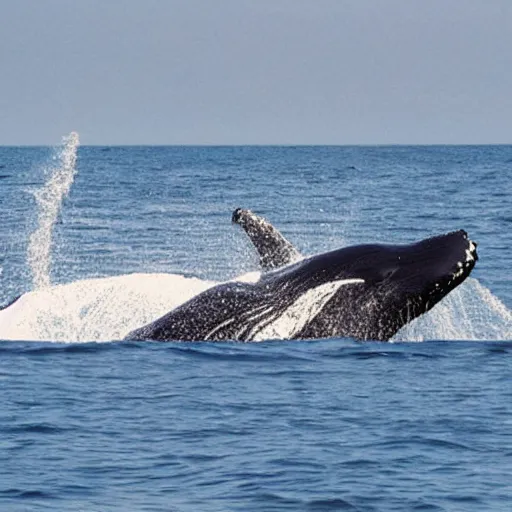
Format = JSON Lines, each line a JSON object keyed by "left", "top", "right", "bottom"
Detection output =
{"left": 252, "top": 278, "right": 365, "bottom": 341}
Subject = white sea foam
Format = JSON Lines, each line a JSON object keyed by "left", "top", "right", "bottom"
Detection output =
{"left": 234, "top": 271, "right": 262, "bottom": 284}
{"left": 0, "top": 273, "right": 215, "bottom": 342}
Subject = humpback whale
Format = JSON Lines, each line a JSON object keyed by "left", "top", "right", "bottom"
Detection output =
{"left": 126, "top": 209, "right": 478, "bottom": 342}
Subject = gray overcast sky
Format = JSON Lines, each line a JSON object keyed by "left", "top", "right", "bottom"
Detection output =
{"left": 1, "top": 0, "right": 511, "bottom": 145}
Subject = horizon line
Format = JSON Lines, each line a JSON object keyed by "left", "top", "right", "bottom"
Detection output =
{"left": 1, "top": 142, "right": 511, "bottom": 148}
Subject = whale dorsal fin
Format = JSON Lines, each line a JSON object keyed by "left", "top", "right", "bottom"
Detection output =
{"left": 232, "top": 208, "right": 302, "bottom": 270}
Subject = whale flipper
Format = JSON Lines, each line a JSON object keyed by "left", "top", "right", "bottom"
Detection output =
{"left": 232, "top": 208, "right": 302, "bottom": 270}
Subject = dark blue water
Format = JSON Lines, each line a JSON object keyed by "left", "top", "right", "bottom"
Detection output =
{"left": 0, "top": 144, "right": 511, "bottom": 510}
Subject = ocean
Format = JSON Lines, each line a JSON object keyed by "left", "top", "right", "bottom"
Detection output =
{"left": 0, "top": 137, "right": 511, "bottom": 511}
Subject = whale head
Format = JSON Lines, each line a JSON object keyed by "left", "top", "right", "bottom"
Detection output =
{"left": 292, "top": 230, "right": 478, "bottom": 341}
{"left": 378, "top": 230, "right": 477, "bottom": 296}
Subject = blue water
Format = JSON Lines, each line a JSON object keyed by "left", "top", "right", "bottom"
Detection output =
{"left": 0, "top": 144, "right": 511, "bottom": 510}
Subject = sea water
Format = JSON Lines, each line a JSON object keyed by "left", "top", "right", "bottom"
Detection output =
{"left": 0, "top": 139, "right": 510, "bottom": 510}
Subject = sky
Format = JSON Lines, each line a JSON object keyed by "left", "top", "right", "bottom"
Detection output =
{"left": 1, "top": 0, "right": 511, "bottom": 145}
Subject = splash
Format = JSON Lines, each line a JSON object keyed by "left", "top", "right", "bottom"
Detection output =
{"left": 26, "top": 132, "right": 80, "bottom": 289}
{"left": 0, "top": 273, "right": 215, "bottom": 342}
{"left": 394, "top": 278, "right": 512, "bottom": 341}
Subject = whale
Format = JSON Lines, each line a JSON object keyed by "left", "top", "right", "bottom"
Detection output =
{"left": 125, "top": 209, "right": 478, "bottom": 342}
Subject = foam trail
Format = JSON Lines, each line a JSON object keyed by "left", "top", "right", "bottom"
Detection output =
{"left": 27, "top": 132, "right": 80, "bottom": 289}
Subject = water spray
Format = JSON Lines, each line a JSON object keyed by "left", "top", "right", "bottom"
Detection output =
{"left": 26, "top": 132, "right": 80, "bottom": 289}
